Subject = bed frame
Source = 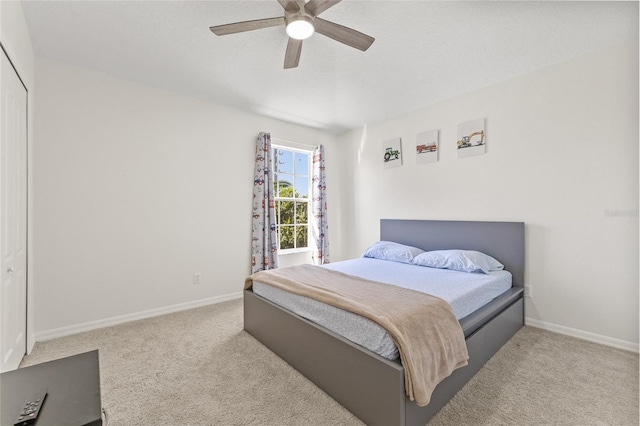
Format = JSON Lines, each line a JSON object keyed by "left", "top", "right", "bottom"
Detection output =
{"left": 244, "top": 219, "right": 524, "bottom": 426}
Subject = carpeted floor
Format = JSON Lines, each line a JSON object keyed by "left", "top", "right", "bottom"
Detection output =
{"left": 21, "top": 299, "right": 638, "bottom": 425}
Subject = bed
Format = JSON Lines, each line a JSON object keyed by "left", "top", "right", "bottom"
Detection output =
{"left": 244, "top": 219, "right": 525, "bottom": 426}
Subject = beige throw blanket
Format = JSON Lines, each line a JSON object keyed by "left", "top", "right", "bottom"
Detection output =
{"left": 245, "top": 264, "right": 469, "bottom": 407}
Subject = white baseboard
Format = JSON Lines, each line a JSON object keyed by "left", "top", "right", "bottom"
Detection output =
{"left": 34, "top": 292, "right": 244, "bottom": 343}
{"left": 33, "top": 297, "right": 639, "bottom": 353}
{"left": 525, "top": 317, "right": 639, "bottom": 353}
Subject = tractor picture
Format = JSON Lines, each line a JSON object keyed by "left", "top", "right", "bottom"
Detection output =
{"left": 384, "top": 147, "right": 400, "bottom": 162}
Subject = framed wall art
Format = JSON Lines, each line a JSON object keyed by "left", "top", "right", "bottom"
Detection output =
{"left": 383, "top": 137, "right": 403, "bottom": 169}
{"left": 416, "top": 130, "right": 439, "bottom": 164}
{"left": 457, "top": 118, "right": 486, "bottom": 158}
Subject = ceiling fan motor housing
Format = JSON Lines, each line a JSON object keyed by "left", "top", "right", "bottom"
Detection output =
{"left": 285, "top": 9, "right": 315, "bottom": 40}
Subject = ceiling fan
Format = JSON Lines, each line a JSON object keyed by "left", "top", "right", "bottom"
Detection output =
{"left": 209, "top": 0, "right": 375, "bottom": 69}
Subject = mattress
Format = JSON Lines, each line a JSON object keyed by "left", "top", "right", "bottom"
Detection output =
{"left": 252, "top": 257, "right": 512, "bottom": 360}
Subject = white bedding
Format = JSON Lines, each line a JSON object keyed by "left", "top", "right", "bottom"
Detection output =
{"left": 252, "top": 258, "right": 511, "bottom": 360}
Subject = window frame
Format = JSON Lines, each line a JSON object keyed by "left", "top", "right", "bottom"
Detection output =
{"left": 272, "top": 144, "right": 312, "bottom": 254}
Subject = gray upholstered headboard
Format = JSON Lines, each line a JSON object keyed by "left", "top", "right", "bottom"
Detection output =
{"left": 380, "top": 219, "right": 525, "bottom": 288}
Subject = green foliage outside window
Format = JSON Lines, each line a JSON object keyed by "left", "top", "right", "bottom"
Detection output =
{"left": 276, "top": 183, "right": 308, "bottom": 250}
{"left": 274, "top": 148, "right": 310, "bottom": 251}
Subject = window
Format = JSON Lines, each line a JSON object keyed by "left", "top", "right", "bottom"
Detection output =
{"left": 273, "top": 145, "right": 311, "bottom": 252}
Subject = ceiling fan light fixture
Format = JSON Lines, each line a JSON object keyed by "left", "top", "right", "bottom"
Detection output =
{"left": 286, "top": 16, "right": 315, "bottom": 40}
{"left": 209, "top": 0, "right": 375, "bottom": 69}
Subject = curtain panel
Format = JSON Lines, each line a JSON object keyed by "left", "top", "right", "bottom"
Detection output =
{"left": 251, "top": 132, "right": 278, "bottom": 272}
{"left": 311, "top": 144, "right": 329, "bottom": 264}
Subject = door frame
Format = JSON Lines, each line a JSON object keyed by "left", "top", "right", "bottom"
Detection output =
{"left": 0, "top": 42, "right": 30, "bottom": 368}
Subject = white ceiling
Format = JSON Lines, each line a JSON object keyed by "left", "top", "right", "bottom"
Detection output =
{"left": 21, "top": 1, "right": 638, "bottom": 134}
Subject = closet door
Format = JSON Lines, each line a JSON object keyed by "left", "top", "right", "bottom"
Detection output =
{"left": 0, "top": 48, "right": 28, "bottom": 372}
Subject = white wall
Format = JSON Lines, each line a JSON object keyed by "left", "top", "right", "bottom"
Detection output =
{"left": 25, "top": 18, "right": 640, "bottom": 351}
{"left": 33, "top": 58, "right": 341, "bottom": 338}
{"left": 1, "top": 0, "right": 36, "bottom": 351}
{"left": 337, "top": 39, "right": 639, "bottom": 350}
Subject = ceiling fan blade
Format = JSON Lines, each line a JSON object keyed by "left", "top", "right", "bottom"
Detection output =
{"left": 210, "top": 17, "right": 285, "bottom": 36}
{"left": 278, "top": 0, "right": 300, "bottom": 12}
{"left": 305, "top": 0, "right": 341, "bottom": 17}
{"left": 314, "top": 18, "right": 374, "bottom": 51}
{"left": 284, "top": 38, "right": 303, "bottom": 69}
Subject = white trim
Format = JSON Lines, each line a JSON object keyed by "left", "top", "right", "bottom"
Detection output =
{"left": 32, "top": 296, "right": 640, "bottom": 352}
{"left": 279, "top": 247, "right": 313, "bottom": 255}
{"left": 271, "top": 144, "right": 313, "bottom": 252}
{"left": 271, "top": 137, "right": 315, "bottom": 150}
{"left": 525, "top": 317, "right": 639, "bottom": 353}
{"left": 34, "top": 292, "right": 243, "bottom": 342}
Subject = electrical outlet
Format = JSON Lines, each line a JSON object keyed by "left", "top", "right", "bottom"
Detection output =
{"left": 524, "top": 285, "right": 532, "bottom": 298}
{"left": 193, "top": 273, "right": 201, "bottom": 285}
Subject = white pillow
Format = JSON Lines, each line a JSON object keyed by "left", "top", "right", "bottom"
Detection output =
{"left": 362, "top": 241, "right": 424, "bottom": 264}
{"left": 411, "top": 250, "right": 504, "bottom": 274}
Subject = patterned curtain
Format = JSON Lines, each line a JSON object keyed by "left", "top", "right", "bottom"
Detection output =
{"left": 251, "top": 132, "right": 278, "bottom": 273}
{"left": 311, "top": 144, "right": 329, "bottom": 265}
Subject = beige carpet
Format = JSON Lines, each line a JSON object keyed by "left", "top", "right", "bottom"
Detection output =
{"left": 21, "top": 299, "right": 638, "bottom": 425}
